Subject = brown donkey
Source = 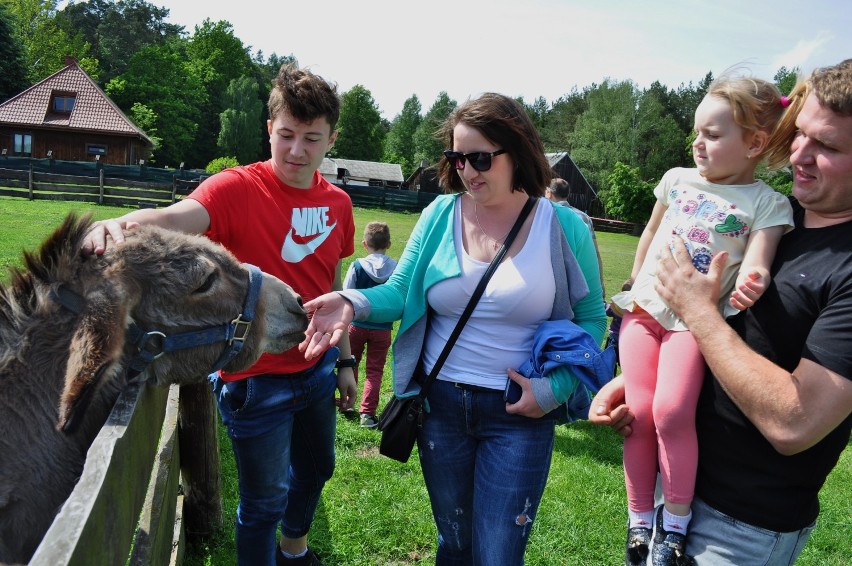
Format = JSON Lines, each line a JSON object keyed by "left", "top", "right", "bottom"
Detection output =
{"left": 0, "top": 213, "right": 308, "bottom": 564}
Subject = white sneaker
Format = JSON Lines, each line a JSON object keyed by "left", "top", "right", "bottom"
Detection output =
{"left": 359, "top": 413, "right": 379, "bottom": 428}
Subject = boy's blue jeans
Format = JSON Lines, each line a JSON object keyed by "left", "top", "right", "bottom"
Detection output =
{"left": 210, "top": 347, "right": 339, "bottom": 566}
{"left": 418, "top": 378, "right": 557, "bottom": 566}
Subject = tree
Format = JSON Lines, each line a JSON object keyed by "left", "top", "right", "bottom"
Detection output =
{"left": 7, "top": 0, "right": 98, "bottom": 82}
{"left": 128, "top": 102, "right": 161, "bottom": 154}
{"left": 540, "top": 87, "right": 589, "bottom": 151}
{"left": 774, "top": 66, "right": 799, "bottom": 95}
{"left": 332, "top": 85, "right": 385, "bottom": 161}
{"left": 218, "top": 76, "right": 263, "bottom": 164}
{"left": 383, "top": 95, "right": 422, "bottom": 177}
{"left": 606, "top": 162, "right": 656, "bottom": 223}
{"left": 184, "top": 19, "right": 253, "bottom": 167}
{"left": 522, "top": 96, "right": 549, "bottom": 141}
{"left": 0, "top": 1, "right": 28, "bottom": 101}
{"left": 413, "top": 92, "right": 457, "bottom": 167}
{"left": 569, "top": 79, "right": 638, "bottom": 198}
{"left": 634, "top": 84, "right": 689, "bottom": 180}
{"left": 106, "top": 41, "right": 206, "bottom": 166}
{"left": 569, "top": 78, "right": 691, "bottom": 212}
{"left": 57, "top": 0, "right": 183, "bottom": 84}
{"left": 668, "top": 73, "right": 713, "bottom": 133}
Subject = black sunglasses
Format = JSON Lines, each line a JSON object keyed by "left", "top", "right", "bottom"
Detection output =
{"left": 443, "top": 149, "right": 507, "bottom": 172}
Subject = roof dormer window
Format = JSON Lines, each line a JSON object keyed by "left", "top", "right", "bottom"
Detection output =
{"left": 52, "top": 93, "right": 76, "bottom": 113}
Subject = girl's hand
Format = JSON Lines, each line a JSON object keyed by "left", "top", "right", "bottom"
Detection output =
{"left": 730, "top": 269, "right": 771, "bottom": 311}
{"left": 589, "top": 375, "right": 634, "bottom": 437}
{"left": 336, "top": 367, "right": 357, "bottom": 411}
{"left": 299, "top": 293, "right": 354, "bottom": 360}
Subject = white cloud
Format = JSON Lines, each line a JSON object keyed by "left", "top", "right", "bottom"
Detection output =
{"left": 771, "top": 31, "right": 835, "bottom": 71}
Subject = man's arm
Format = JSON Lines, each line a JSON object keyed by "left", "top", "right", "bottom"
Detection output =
{"left": 82, "top": 198, "right": 211, "bottom": 254}
{"left": 656, "top": 239, "right": 852, "bottom": 455}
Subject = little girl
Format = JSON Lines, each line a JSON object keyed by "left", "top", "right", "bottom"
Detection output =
{"left": 612, "top": 74, "right": 795, "bottom": 566}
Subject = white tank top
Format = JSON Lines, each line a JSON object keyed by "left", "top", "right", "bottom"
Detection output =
{"left": 423, "top": 198, "right": 556, "bottom": 389}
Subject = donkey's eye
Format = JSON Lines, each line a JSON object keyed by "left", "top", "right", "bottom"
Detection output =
{"left": 194, "top": 272, "right": 217, "bottom": 294}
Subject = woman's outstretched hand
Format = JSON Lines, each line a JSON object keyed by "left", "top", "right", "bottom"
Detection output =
{"left": 300, "top": 292, "right": 355, "bottom": 360}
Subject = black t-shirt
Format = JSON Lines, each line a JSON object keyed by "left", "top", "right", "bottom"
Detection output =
{"left": 695, "top": 199, "right": 852, "bottom": 532}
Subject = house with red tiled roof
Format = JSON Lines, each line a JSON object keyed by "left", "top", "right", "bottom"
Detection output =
{"left": 0, "top": 57, "right": 153, "bottom": 165}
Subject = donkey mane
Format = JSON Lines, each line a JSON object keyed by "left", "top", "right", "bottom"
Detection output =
{"left": 0, "top": 213, "right": 94, "bottom": 371}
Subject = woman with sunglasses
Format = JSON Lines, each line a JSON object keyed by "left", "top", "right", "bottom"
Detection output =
{"left": 301, "top": 92, "right": 606, "bottom": 565}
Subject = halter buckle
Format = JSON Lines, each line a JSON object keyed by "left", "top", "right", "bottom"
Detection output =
{"left": 229, "top": 314, "right": 252, "bottom": 345}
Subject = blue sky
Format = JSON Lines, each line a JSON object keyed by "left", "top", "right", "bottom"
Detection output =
{"left": 153, "top": 0, "right": 850, "bottom": 119}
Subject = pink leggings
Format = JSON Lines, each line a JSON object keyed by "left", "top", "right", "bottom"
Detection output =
{"left": 620, "top": 310, "right": 705, "bottom": 513}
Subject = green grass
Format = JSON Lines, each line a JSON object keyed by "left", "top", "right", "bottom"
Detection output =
{"left": 1, "top": 196, "right": 849, "bottom": 565}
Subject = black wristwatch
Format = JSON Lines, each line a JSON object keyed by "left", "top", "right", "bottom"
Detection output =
{"left": 335, "top": 356, "right": 357, "bottom": 369}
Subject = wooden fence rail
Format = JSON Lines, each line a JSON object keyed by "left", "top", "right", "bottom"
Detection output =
{"left": 26, "top": 379, "right": 221, "bottom": 565}
{"left": 0, "top": 166, "right": 639, "bottom": 233}
{"left": 343, "top": 184, "right": 439, "bottom": 213}
{"left": 0, "top": 166, "right": 442, "bottom": 214}
{"left": 0, "top": 166, "right": 201, "bottom": 209}
{"left": 29, "top": 383, "right": 177, "bottom": 564}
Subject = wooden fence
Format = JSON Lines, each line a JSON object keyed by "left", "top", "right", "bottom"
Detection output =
{"left": 343, "top": 184, "right": 439, "bottom": 213}
{"left": 0, "top": 166, "right": 639, "bottom": 233}
{"left": 0, "top": 166, "right": 200, "bottom": 208}
{"left": 0, "top": 165, "right": 441, "bottom": 214}
{"left": 26, "top": 379, "right": 222, "bottom": 565}
{"left": 591, "top": 217, "right": 644, "bottom": 236}
{"left": 29, "top": 383, "right": 182, "bottom": 565}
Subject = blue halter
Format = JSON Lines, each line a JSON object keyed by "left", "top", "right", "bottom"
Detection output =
{"left": 51, "top": 263, "right": 264, "bottom": 378}
{"left": 124, "top": 263, "right": 264, "bottom": 377}
{"left": 51, "top": 263, "right": 265, "bottom": 434}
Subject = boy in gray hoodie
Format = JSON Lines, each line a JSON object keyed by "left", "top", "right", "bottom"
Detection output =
{"left": 342, "top": 221, "right": 398, "bottom": 427}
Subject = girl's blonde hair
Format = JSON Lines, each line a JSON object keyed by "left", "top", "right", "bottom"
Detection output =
{"left": 765, "top": 59, "right": 852, "bottom": 168}
{"left": 706, "top": 74, "right": 789, "bottom": 169}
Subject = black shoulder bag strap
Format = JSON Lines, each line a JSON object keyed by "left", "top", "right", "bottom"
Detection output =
{"left": 418, "top": 196, "right": 536, "bottom": 397}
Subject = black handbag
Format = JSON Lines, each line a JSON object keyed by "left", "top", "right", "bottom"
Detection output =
{"left": 377, "top": 197, "right": 536, "bottom": 462}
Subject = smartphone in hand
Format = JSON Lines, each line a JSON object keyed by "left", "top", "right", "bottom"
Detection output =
{"left": 503, "top": 378, "right": 523, "bottom": 404}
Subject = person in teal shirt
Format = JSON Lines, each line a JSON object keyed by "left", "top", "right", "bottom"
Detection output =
{"left": 302, "top": 92, "right": 606, "bottom": 565}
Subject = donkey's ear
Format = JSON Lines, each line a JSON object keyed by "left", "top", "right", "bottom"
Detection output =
{"left": 57, "top": 287, "right": 130, "bottom": 433}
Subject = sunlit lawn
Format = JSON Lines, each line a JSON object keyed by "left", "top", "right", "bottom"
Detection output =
{"left": 1, "top": 196, "right": 848, "bottom": 565}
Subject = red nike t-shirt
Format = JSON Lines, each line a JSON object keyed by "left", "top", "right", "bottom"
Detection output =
{"left": 189, "top": 160, "right": 354, "bottom": 379}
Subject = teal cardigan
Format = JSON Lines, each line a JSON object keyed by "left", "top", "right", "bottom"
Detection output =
{"left": 342, "top": 194, "right": 607, "bottom": 412}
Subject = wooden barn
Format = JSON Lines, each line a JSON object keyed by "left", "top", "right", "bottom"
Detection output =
{"left": 403, "top": 160, "right": 441, "bottom": 194}
{"left": 320, "top": 157, "right": 404, "bottom": 189}
{"left": 546, "top": 151, "right": 603, "bottom": 216}
{"left": 0, "top": 57, "right": 153, "bottom": 165}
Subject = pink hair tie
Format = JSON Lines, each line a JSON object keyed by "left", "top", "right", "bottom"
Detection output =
{"left": 780, "top": 95, "right": 791, "bottom": 108}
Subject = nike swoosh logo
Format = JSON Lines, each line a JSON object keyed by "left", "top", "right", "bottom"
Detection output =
{"left": 281, "top": 222, "right": 336, "bottom": 262}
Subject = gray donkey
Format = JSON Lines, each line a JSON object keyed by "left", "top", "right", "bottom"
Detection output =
{"left": 0, "top": 213, "right": 308, "bottom": 564}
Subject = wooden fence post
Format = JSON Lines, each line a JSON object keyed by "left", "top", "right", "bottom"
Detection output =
{"left": 99, "top": 168, "right": 105, "bottom": 205}
{"left": 178, "top": 381, "right": 223, "bottom": 542}
{"left": 28, "top": 163, "right": 33, "bottom": 200}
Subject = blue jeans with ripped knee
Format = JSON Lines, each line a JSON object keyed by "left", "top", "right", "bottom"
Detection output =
{"left": 417, "top": 378, "right": 557, "bottom": 566}
{"left": 210, "top": 347, "right": 339, "bottom": 566}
